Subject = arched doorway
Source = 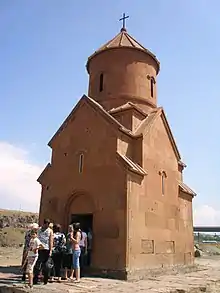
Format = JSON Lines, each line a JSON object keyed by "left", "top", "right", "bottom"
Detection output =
{"left": 64, "top": 191, "right": 95, "bottom": 232}
{"left": 65, "top": 191, "right": 95, "bottom": 269}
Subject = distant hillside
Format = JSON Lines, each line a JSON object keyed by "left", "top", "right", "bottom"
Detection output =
{"left": 0, "top": 209, "right": 38, "bottom": 247}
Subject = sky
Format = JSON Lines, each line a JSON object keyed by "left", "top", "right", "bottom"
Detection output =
{"left": 0, "top": 0, "right": 220, "bottom": 225}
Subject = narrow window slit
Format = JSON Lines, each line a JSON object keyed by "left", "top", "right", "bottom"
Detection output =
{"left": 79, "top": 153, "right": 84, "bottom": 173}
{"left": 161, "top": 174, "right": 165, "bottom": 196}
{"left": 150, "top": 78, "right": 154, "bottom": 98}
{"left": 99, "top": 73, "right": 103, "bottom": 92}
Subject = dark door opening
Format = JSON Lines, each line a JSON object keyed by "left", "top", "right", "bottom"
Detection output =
{"left": 70, "top": 213, "right": 93, "bottom": 233}
{"left": 70, "top": 213, "right": 93, "bottom": 269}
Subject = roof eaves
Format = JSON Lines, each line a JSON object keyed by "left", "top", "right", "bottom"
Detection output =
{"left": 160, "top": 109, "right": 181, "bottom": 161}
{"left": 48, "top": 95, "right": 141, "bottom": 148}
{"left": 178, "top": 160, "right": 187, "bottom": 168}
{"left": 127, "top": 102, "right": 148, "bottom": 117}
{"left": 134, "top": 108, "right": 160, "bottom": 136}
{"left": 178, "top": 181, "right": 197, "bottom": 197}
{"left": 87, "top": 46, "right": 160, "bottom": 74}
{"left": 109, "top": 102, "right": 147, "bottom": 118}
{"left": 87, "top": 96, "right": 142, "bottom": 138}
{"left": 37, "top": 163, "right": 52, "bottom": 184}
{"left": 117, "top": 152, "right": 147, "bottom": 176}
{"left": 48, "top": 95, "right": 88, "bottom": 148}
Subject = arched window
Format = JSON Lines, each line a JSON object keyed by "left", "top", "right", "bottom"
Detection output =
{"left": 99, "top": 73, "right": 104, "bottom": 92}
{"left": 79, "top": 153, "right": 84, "bottom": 173}
{"left": 159, "top": 170, "right": 167, "bottom": 196}
{"left": 150, "top": 77, "right": 155, "bottom": 98}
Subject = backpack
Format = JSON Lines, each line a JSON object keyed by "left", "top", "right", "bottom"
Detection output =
{"left": 54, "top": 233, "right": 66, "bottom": 253}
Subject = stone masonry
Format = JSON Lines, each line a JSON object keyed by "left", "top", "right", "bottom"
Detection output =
{"left": 37, "top": 26, "right": 196, "bottom": 279}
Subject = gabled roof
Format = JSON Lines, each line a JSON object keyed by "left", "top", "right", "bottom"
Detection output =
{"left": 117, "top": 152, "right": 147, "bottom": 176}
{"left": 37, "top": 163, "right": 51, "bottom": 184}
{"left": 87, "top": 29, "right": 160, "bottom": 74}
{"left": 179, "top": 181, "right": 196, "bottom": 197}
{"left": 134, "top": 108, "right": 159, "bottom": 136}
{"left": 48, "top": 95, "right": 142, "bottom": 148}
{"left": 178, "top": 160, "right": 187, "bottom": 168}
{"left": 160, "top": 109, "right": 181, "bottom": 160}
{"left": 108, "top": 102, "right": 147, "bottom": 118}
{"left": 134, "top": 107, "right": 181, "bottom": 161}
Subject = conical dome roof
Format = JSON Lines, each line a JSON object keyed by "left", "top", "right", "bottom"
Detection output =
{"left": 86, "top": 29, "right": 160, "bottom": 73}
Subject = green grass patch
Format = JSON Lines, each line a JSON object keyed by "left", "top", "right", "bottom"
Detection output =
{"left": 0, "top": 227, "right": 26, "bottom": 247}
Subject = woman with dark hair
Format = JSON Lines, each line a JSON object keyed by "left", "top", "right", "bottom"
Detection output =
{"left": 34, "top": 219, "right": 53, "bottom": 285}
{"left": 70, "top": 223, "right": 82, "bottom": 283}
{"left": 63, "top": 225, "right": 74, "bottom": 280}
{"left": 51, "top": 224, "right": 66, "bottom": 282}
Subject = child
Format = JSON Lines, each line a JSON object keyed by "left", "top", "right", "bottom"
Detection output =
{"left": 21, "top": 223, "right": 39, "bottom": 282}
{"left": 22, "top": 229, "right": 42, "bottom": 288}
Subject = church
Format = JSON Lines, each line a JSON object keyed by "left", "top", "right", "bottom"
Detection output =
{"left": 38, "top": 16, "right": 196, "bottom": 279}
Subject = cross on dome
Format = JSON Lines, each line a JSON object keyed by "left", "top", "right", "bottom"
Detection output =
{"left": 119, "top": 13, "right": 129, "bottom": 32}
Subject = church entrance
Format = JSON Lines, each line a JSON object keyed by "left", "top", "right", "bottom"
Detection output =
{"left": 70, "top": 213, "right": 93, "bottom": 232}
{"left": 70, "top": 213, "right": 93, "bottom": 269}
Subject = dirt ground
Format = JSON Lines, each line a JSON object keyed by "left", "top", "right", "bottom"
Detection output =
{"left": 1, "top": 247, "right": 220, "bottom": 293}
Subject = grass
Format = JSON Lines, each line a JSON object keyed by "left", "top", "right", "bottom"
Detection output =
{"left": 0, "top": 227, "right": 25, "bottom": 247}
{"left": 0, "top": 209, "right": 38, "bottom": 247}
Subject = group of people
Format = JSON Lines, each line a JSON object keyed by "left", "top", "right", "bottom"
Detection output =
{"left": 21, "top": 218, "right": 92, "bottom": 289}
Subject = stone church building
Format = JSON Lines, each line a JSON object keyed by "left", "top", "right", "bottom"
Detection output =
{"left": 38, "top": 23, "right": 196, "bottom": 279}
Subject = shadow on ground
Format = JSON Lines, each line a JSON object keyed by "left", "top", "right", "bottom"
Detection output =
{"left": 0, "top": 266, "right": 21, "bottom": 285}
{"left": 0, "top": 266, "right": 20, "bottom": 274}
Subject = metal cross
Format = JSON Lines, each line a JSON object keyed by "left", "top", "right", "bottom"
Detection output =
{"left": 119, "top": 13, "right": 129, "bottom": 30}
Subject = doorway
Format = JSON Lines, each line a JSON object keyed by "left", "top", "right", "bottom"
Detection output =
{"left": 70, "top": 213, "right": 93, "bottom": 269}
{"left": 70, "top": 213, "right": 93, "bottom": 233}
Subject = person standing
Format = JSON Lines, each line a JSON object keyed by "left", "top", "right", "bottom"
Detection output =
{"left": 22, "top": 230, "right": 42, "bottom": 288}
{"left": 33, "top": 219, "right": 53, "bottom": 285}
{"left": 71, "top": 223, "right": 82, "bottom": 283}
{"left": 21, "top": 223, "right": 39, "bottom": 282}
{"left": 79, "top": 228, "right": 87, "bottom": 274}
{"left": 63, "top": 225, "right": 74, "bottom": 280}
{"left": 51, "top": 224, "right": 66, "bottom": 282}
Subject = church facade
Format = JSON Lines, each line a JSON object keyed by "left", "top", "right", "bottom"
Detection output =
{"left": 38, "top": 25, "right": 196, "bottom": 279}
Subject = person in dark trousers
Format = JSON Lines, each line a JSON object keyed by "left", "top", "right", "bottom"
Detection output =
{"left": 33, "top": 219, "right": 53, "bottom": 285}
{"left": 51, "top": 224, "right": 66, "bottom": 282}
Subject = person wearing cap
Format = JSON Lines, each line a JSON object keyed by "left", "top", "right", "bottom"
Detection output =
{"left": 21, "top": 223, "right": 39, "bottom": 282}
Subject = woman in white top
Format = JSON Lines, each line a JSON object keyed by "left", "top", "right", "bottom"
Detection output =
{"left": 33, "top": 219, "right": 53, "bottom": 285}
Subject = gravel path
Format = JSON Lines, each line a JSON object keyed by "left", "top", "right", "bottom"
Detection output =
{"left": 1, "top": 248, "right": 220, "bottom": 293}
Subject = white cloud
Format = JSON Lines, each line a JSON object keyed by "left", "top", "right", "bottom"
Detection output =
{"left": 193, "top": 205, "right": 220, "bottom": 226}
{"left": 0, "top": 142, "right": 42, "bottom": 212}
{"left": 0, "top": 141, "right": 219, "bottom": 226}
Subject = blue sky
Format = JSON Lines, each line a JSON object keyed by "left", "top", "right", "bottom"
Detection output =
{"left": 0, "top": 0, "right": 220, "bottom": 224}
